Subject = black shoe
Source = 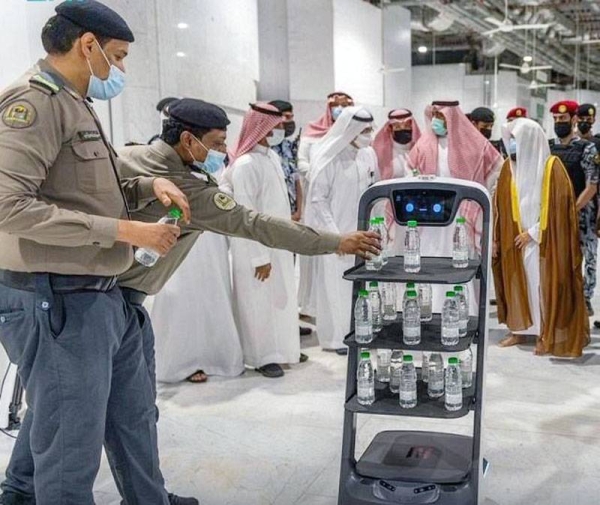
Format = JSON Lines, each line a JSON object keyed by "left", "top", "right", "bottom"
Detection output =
{"left": 300, "top": 326, "right": 312, "bottom": 336}
{"left": 586, "top": 300, "right": 594, "bottom": 316}
{"left": 168, "top": 493, "right": 199, "bottom": 505}
{"left": 256, "top": 363, "right": 285, "bottom": 378}
{"left": 0, "top": 492, "right": 36, "bottom": 505}
{"left": 335, "top": 348, "right": 348, "bottom": 356}
{"left": 299, "top": 353, "right": 309, "bottom": 363}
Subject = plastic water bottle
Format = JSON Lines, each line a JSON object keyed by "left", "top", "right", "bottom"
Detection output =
{"left": 389, "top": 350, "right": 404, "bottom": 394}
{"left": 404, "top": 220, "right": 421, "bottom": 273}
{"left": 403, "top": 290, "right": 421, "bottom": 346}
{"left": 355, "top": 290, "right": 373, "bottom": 344}
{"left": 376, "top": 217, "right": 389, "bottom": 265}
{"left": 369, "top": 282, "right": 383, "bottom": 333}
{"left": 445, "top": 357, "right": 463, "bottom": 411}
{"left": 399, "top": 355, "right": 417, "bottom": 409}
{"left": 382, "top": 283, "right": 397, "bottom": 323}
{"left": 135, "top": 208, "right": 183, "bottom": 267}
{"left": 427, "top": 353, "right": 444, "bottom": 399}
{"left": 376, "top": 349, "right": 392, "bottom": 383}
{"left": 422, "top": 352, "right": 430, "bottom": 383}
{"left": 357, "top": 351, "right": 375, "bottom": 406}
{"left": 403, "top": 283, "right": 416, "bottom": 309}
{"left": 442, "top": 291, "right": 460, "bottom": 346}
{"left": 366, "top": 218, "right": 384, "bottom": 271}
{"left": 460, "top": 348, "right": 473, "bottom": 389}
{"left": 419, "top": 283, "right": 433, "bottom": 322}
{"left": 454, "top": 286, "right": 469, "bottom": 337}
{"left": 452, "top": 217, "right": 469, "bottom": 269}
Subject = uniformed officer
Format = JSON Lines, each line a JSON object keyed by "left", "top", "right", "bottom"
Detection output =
{"left": 549, "top": 100, "right": 600, "bottom": 316}
{"left": 1, "top": 96, "right": 381, "bottom": 503}
{"left": 0, "top": 1, "right": 196, "bottom": 504}
{"left": 577, "top": 103, "right": 600, "bottom": 151}
{"left": 468, "top": 106, "right": 506, "bottom": 157}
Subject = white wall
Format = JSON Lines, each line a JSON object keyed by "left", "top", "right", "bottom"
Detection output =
{"left": 382, "top": 4, "right": 412, "bottom": 110}
{"left": 333, "top": 0, "right": 383, "bottom": 107}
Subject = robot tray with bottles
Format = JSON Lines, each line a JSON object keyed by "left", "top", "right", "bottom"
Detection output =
{"left": 337, "top": 177, "right": 492, "bottom": 505}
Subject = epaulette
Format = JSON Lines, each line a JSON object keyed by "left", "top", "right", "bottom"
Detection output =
{"left": 29, "top": 73, "right": 63, "bottom": 96}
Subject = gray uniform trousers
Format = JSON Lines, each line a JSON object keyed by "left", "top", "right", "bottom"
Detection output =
{"left": 0, "top": 275, "right": 167, "bottom": 505}
{"left": 579, "top": 203, "right": 598, "bottom": 302}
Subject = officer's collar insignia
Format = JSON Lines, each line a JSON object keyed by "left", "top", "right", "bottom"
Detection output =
{"left": 30, "top": 73, "right": 61, "bottom": 94}
{"left": 213, "top": 192, "right": 236, "bottom": 211}
{"left": 2, "top": 101, "right": 36, "bottom": 129}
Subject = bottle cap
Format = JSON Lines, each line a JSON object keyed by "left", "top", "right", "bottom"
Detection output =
{"left": 361, "top": 351, "right": 371, "bottom": 359}
{"left": 446, "top": 291, "right": 456, "bottom": 298}
{"left": 454, "top": 286, "right": 464, "bottom": 292}
{"left": 448, "top": 357, "right": 459, "bottom": 365}
{"left": 359, "top": 289, "right": 369, "bottom": 297}
{"left": 406, "top": 290, "right": 418, "bottom": 298}
{"left": 377, "top": 217, "right": 385, "bottom": 223}
{"left": 168, "top": 208, "right": 183, "bottom": 219}
{"left": 369, "top": 281, "right": 379, "bottom": 288}
{"left": 403, "top": 354, "right": 413, "bottom": 362}
{"left": 370, "top": 217, "right": 378, "bottom": 224}
{"left": 407, "top": 220, "right": 418, "bottom": 228}
{"left": 406, "top": 282, "right": 416, "bottom": 289}
{"left": 456, "top": 216, "right": 466, "bottom": 224}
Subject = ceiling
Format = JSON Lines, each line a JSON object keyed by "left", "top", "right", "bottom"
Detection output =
{"left": 375, "top": 0, "right": 600, "bottom": 90}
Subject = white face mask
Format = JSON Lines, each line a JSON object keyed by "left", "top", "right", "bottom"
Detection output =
{"left": 354, "top": 133, "right": 372, "bottom": 149}
{"left": 267, "top": 128, "right": 285, "bottom": 147}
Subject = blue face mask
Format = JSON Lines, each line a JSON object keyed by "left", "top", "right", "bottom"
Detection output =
{"left": 190, "top": 136, "right": 226, "bottom": 174}
{"left": 431, "top": 117, "right": 447, "bottom": 137}
{"left": 331, "top": 106, "right": 344, "bottom": 121}
{"left": 508, "top": 138, "right": 517, "bottom": 156}
{"left": 86, "top": 40, "right": 126, "bottom": 100}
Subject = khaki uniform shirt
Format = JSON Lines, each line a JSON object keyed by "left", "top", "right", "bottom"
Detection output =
{"left": 0, "top": 60, "right": 156, "bottom": 276}
{"left": 117, "top": 140, "right": 341, "bottom": 295}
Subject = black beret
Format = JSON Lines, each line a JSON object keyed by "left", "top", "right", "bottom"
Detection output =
{"left": 469, "top": 107, "right": 495, "bottom": 123}
{"left": 156, "top": 97, "right": 179, "bottom": 113}
{"left": 56, "top": 0, "right": 134, "bottom": 43}
{"left": 168, "top": 99, "right": 230, "bottom": 130}
{"left": 269, "top": 100, "right": 293, "bottom": 113}
{"left": 577, "top": 103, "right": 596, "bottom": 118}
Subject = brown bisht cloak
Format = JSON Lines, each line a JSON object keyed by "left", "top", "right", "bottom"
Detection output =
{"left": 493, "top": 156, "right": 590, "bottom": 357}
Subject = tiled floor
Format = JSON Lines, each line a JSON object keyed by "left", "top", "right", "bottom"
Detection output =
{"left": 1, "top": 305, "right": 599, "bottom": 504}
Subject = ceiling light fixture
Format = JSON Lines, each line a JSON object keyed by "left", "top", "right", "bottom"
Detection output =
{"left": 176, "top": 52, "right": 186, "bottom": 58}
{"left": 418, "top": 46, "right": 428, "bottom": 54}
{"left": 177, "top": 23, "right": 189, "bottom": 29}
{"left": 523, "top": 56, "right": 533, "bottom": 63}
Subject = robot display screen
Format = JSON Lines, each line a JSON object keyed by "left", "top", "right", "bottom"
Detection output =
{"left": 392, "top": 188, "right": 457, "bottom": 225}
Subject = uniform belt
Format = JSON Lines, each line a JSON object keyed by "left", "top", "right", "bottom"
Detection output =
{"left": 0, "top": 270, "right": 118, "bottom": 294}
{"left": 121, "top": 287, "right": 147, "bottom": 306}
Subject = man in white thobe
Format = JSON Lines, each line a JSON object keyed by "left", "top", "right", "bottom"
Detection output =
{"left": 306, "top": 106, "right": 377, "bottom": 353}
{"left": 297, "top": 92, "right": 355, "bottom": 318}
{"left": 408, "top": 100, "right": 503, "bottom": 314}
{"left": 225, "top": 103, "right": 302, "bottom": 378}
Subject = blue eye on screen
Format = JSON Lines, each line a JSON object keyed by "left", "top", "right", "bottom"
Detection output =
{"left": 433, "top": 203, "right": 442, "bottom": 213}
{"left": 405, "top": 203, "right": 415, "bottom": 213}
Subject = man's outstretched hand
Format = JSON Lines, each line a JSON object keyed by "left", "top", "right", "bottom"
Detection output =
{"left": 337, "top": 231, "right": 382, "bottom": 259}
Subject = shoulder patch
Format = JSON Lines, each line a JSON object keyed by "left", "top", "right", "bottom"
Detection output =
{"left": 2, "top": 101, "right": 37, "bottom": 129}
{"left": 213, "top": 192, "right": 236, "bottom": 211}
{"left": 29, "top": 73, "right": 61, "bottom": 95}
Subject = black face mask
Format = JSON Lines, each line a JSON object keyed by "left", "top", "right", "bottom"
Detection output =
{"left": 554, "top": 121, "right": 572, "bottom": 139}
{"left": 393, "top": 130, "right": 412, "bottom": 145}
{"left": 578, "top": 122, "right": 592, "bottom": 135}
{"left": 284, "top": 121, "right": 296, "bottom": 138}
{"left": 479, "top": 128, "right": 492, "bottom": 140}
